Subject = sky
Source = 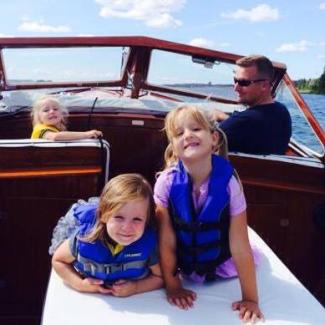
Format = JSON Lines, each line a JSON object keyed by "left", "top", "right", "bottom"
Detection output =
{"left": 0, "top": 0, "right": 324, "bottom": 80}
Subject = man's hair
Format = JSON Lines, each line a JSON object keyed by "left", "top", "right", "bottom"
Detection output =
{"left": 236, "top": 55, "right": 274, "bottom": 81}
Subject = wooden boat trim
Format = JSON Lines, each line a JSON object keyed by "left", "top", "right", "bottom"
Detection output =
{"left": 243, "top": 178, "right": 325, "bottom": 195}
{"left": 0, "top": 167, "right": 102, "bottom": 179}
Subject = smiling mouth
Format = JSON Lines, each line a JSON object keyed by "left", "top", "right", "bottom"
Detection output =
{"left": 184, "top": 143, "right": 199, "bottom": 149}
{"left": 118, "top": 233, "right": 133, "bottom": 238}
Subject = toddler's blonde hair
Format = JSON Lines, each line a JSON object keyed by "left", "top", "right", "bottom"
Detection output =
{"left": 83, "top": 173, "right": 154, "bottom": 243}
{"left": 31, "top": 95, "right": 68, "bottom": 130}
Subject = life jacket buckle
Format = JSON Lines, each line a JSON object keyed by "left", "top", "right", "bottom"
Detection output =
{"left": 108, "top": 263, "right": 124, "bottom": 273}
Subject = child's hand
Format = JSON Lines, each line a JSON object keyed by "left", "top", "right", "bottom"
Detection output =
{"left": 210, "top": 108, "right": 229, "bottom": 122}
{"left": 166, "top": 286, "right": 197, "bottom": 310}
{"left": 232, "top": 300, "right": 265, "bottom": 323}
{"left": 111, "top": 279, "right": 138, "bottom": 297}
{"left": 86, "top": 129, "right": 103, "bottom": 139}
{"left": 78, "top": 277, "right": 113, "bottom": 294}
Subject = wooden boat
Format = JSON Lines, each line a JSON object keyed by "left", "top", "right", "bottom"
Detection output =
{"left": 0, "top": 36, "right": 324, "bottom": 325}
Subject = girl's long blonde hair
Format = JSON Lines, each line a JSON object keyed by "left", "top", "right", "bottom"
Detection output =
{"left": 163, "top": 104, "right": 229, "bottom": 169}
{"left": 31, "top": 95, "right": 68, "bottom": 130}
{"left": 83, "top": 173, "right": 154, "bottom": 243}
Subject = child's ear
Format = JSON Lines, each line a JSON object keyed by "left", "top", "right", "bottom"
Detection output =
{"left": 212, "top": 130, "right": 219, "bottom": 146}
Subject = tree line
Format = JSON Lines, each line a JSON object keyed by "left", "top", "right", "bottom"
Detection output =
{"left": 295, "top": 66, "right": 325, "bottom": 94}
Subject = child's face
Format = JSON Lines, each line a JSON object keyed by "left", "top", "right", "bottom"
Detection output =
{"left": 105, "top": 198, "right": 148, "bottom": 246}
{"left": 38, "top": 100, "right": 62, "bottom": 126}
{"left": 172, "top": 112, "right": 218, "bottom": 162}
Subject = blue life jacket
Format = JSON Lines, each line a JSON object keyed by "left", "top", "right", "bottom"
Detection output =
{"left": 72, "top": 204, "right": 157, "bottom": 284}
{"left": 169, "top": 155, "right": 233, "bottom": 279}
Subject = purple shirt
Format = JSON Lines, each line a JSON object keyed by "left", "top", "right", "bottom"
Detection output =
{"left": 154, "top": 167, "right": 246, "bottom": 280}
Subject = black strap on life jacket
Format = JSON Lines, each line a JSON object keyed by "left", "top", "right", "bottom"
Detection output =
{"left": 178, "top": 246, "right": 231, "bottom": 278}
{"left": 173, "top": 217, "right": 221, "bottom": 232}
{"left": 176, "top": 206, "right": 231, "bottom": 279}
{"left": 177, "top": 239, "right": 221, "bottom": 255}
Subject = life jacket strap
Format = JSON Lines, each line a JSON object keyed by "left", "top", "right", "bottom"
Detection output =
{"left": 77, "top": 254, "right": 146, "bottom": 276}
{"left": 173, "top": 217, "right": 220, "bottom": 232}
{"left": 178, "top": 240, "right": 220, "bottom": 255}
{"left": 180, "top": 258, "right": 219, "bottom": 275}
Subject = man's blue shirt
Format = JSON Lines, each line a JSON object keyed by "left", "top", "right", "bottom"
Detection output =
{"left": 219, "top": 101, "right": 291, "bottom": 155}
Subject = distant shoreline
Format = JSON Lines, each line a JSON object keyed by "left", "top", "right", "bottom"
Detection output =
{"left": 165, "top": 83, "right": 232, "bottom": 87}
{"left": 298, "top": 89, "right": 325, "bottom": 95}
{"left": 167, "top": 83, "right": 324, "bottom": 95}
{"left": 298, "top": 89, "right": 312, "bottom": 94}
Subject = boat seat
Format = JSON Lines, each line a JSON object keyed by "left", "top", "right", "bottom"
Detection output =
{"left": 0, "top": 138, "right": 110, "bottom": 183}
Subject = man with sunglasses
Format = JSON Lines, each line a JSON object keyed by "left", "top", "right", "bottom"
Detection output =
{"left": 215, "top": 55, "right": 291, "bottom": 155}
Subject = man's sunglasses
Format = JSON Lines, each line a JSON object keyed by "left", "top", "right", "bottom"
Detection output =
{"left": 234, "top": 78, "right": 266, "bottom": 87}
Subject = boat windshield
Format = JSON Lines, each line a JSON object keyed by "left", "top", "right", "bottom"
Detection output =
{"left": 147, "top": 49, "right": 238, "bottom": 102}
{"left": 2, "top": 46, "right": 125, "bottom": 84}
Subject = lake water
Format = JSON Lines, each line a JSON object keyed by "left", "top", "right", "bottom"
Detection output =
{"left": 295, "top": 93, "right": 324, "bottom": 153}
{"left": 302, "top": 94, "right": 325, "bottom": 129}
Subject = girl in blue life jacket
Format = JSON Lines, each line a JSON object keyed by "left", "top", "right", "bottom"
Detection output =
{"left": 52, "top": 173, "right": 163, "bottom": 297}
{"left": 154, "top": 105, "right": 264, "bottom": 322}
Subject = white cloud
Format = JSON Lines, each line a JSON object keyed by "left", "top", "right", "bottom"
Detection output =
{"left": 189, "top": 38, "right": 214, "bottom": 49}
{"left": 0, "top": 33, "right": 13, "bottom": 37}
{"left": 276, "top": 40, "right": 310, "bottom": 53}
{"left": 221, "top": 4, "right": 279, "bottom": 22}
{"left": 189, "top": 38, "right": 230, "bottom": 50}
{"left": 320, "top": 3, "right": 325, "bottom": 9}
{"left": 18, "top": 20, "right": 71, "bottom": 33}
{"left": 95, "top": 0, "right": 185, "bottom": 28}
{"left": 317, "top": 54, "right": 325, "bottom": 60}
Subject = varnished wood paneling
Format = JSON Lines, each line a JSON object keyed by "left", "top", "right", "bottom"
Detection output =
{"left": 0, "top": 144, "right": 105, "bottom": 325}
{"left": 231, "top": 155, "right": 325, "bottom": 303}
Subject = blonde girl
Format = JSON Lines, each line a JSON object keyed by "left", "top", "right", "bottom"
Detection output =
{"left": 31, "top": 95, "right": 102, "bottom": 140}
{"left": 154, "top": 105, "right": 264, "bottom": 322}
{"left": 52, "top": 173, "right": 163, "bottom": 297}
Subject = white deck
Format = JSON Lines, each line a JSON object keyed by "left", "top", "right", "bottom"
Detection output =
{"left": 42, "top": 228, "right": 325, "bottom": 325}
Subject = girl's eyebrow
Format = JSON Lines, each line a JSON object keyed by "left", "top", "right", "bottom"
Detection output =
{"left": 134, "top": 216, "right": 145, "bottom": 221}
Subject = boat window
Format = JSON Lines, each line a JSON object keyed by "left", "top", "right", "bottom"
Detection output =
{"left": 1, "top": 47, "right": 127, "bottom": 84}
{"left": 147, "top": 50, "right": 238, "bottom": 101}
{"left": 276, "top": 80, "right": 324, "bottom": 155}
